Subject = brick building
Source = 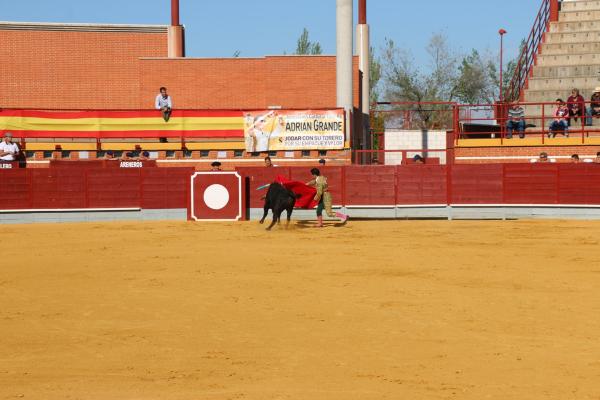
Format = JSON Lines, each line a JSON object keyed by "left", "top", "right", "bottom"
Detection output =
{"left": 0, "top": 21, "right": 360, "bottom": 167}
{"left": 0, "top": 22, "right": 359, "bottom": 110}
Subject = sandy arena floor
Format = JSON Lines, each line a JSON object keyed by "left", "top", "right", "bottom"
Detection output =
{"left": 2, "top": 219, "right": 600, "bottom": 399}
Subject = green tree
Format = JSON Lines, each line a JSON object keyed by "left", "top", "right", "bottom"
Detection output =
{"left": 381, "top": 34, "right": 458, "bottom": 129}
{"left": 501, "top": 39, "right": 526, "bottom": 101}
{"left": 454, "top": 49, "right": 498, "bottom": 104}
{"left": 295, "top": 28, "right": 323, "bottom": 55}
{"left": 369, "top": 46, "right": 382, "bottom": 105}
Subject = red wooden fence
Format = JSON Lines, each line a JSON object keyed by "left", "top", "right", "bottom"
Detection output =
{"left": 0, "top": 167, "right": 194, "bottom": 210}
{"left": 237, "top": 164, "right": 600, "bottom": 209}
{"left": 3, "top": 164, "right": 600, "bottom": 214}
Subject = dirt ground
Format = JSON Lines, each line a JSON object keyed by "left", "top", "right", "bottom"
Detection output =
{"left": 2, "top": 219, "right": 600, "bottom": 400}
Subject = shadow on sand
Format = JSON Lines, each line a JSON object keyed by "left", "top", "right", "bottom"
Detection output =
{"left": 294, "top": 220, "right": 348, "bottom": 229}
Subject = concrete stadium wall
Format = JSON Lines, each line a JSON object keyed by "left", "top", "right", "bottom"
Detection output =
{"left": 384, "top": 130, "right": 447, "bottom": 164}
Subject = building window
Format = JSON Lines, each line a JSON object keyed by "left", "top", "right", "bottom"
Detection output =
{"left": 166, "top": 150, "right": 176, "bottom": 158}
{"left": 301, "top": 150, "right": 311, "bottom": 157}
{"left": 200, "top": 150, "right": 210, "bottom": 158}
{"left": 61, "top": 150, "right": 71, "bottom": 159}
{"left": 25, "top": 151, "right": 35, "bottom": 159}
{"left": 184, "top": 150, "right": 193, "bottom": 158}
{"left": 234, "top": 150, "right": 243, "bottom": 158}
{"left": 318, "top": 150, "right": 327, "bottom": 157}
{"left": 43, "top": 151, "right": 53, "bottom": 159}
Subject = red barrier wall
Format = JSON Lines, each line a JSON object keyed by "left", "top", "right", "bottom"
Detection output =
{"left": 237, "top": 164, "right": 600, "bottom": 212}
{"left": 344, "top": 166, "right": 397, "bottom": 206}
{"left": 5, "top": 164, "right": 600, "bottom": 214}
{"left": 0, "top": 167, "right": 194, "bottom": 210}
{"left": 397, "top": 165, "right": 447, "bottom": 205}
{"left": 452, "top": 164, "right": 503, "bottom": 204}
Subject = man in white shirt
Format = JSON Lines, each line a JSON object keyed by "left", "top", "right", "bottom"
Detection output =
{"left": 0, "top": 132, "right": 19, "bottom": 162}
{"left": 155, "top": 87, "right": 173, "bottom": 122}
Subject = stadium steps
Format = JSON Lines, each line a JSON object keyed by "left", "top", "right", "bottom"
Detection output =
{"left": 535, "top": 52, "right": 600, "bottom": 66}
{"left": 542, "top": 41, "right": 600, "bottom": 54}
{"left": 549, "top": 19, "right": 600, "bottom": 33}
{"left": 532, "top": 65, "right": 600, "bottom": 78}
{"left": 527, "top": 75, "right": 600, "bottom": 91}
{"left": 545, "top": 30, "right": 600, "bottom": 44}
{"left": 522, "top": 2, "right": 600, "bottom": 105}
{"left": 561, "top": 0, "right": 600, "bottom": 12}
{"left": 560, "top": 10, "right": 600, "bottom": 22}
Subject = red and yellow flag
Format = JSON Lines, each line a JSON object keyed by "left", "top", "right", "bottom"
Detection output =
{"left": 0, "top": 110, "right": 244, "bottom": 139}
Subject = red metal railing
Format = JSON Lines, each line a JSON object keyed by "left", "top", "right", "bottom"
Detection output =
{"left": 506, "top": 0, "right": 559, "bottom": 102}
{"left": 456, "top": 101, "right": 600, "bottom": 145}
{"left": 371, "top": 99, "right": 600, "bottom": 150}
{"left": 353, "top": 149, "right": 450, "bottom": 166}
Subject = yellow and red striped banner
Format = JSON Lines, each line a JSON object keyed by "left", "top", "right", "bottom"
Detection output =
{"left": 0, "top": 110, "right": 245, "bottom": 138}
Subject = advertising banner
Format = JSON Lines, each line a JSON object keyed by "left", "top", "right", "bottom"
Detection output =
{"left": 243, "top": 110, "right": 345, "bottom": 151}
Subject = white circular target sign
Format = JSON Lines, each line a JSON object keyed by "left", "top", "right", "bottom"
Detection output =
{"left": 190, "top": 172, "right": 242, "bottom": 221}
{"left": 203, "top": 184, "right": 230, "bottom": 210}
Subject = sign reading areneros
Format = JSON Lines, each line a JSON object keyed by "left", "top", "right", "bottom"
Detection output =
{"left": 243, "top": 109, "right": 345, "bottom": 152}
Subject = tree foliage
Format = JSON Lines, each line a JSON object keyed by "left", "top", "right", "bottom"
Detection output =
{"left": 369, "top": 46, "right": 382, "bottom": 105}
{"left": 454, "top": 49, "right": 498, "bottom": 104}
{"left": 295, "top": 28, "right": 323, "bottom": 55}
{"left": 379, "top": 33, "right": 520, "bottom": 129}
{"left": 380, "top": 35, "right": 458, "bottom": 129}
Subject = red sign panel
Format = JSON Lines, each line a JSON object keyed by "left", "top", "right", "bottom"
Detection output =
{"left": 190, "top": 172, "right": 242, "bottom": 221}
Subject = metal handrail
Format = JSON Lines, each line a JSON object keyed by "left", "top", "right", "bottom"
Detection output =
{"left": 505, "top": 0, "right": 559, "bottom": 102}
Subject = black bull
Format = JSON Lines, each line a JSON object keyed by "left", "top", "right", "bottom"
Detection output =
{"left": 259, "top": 183, "right": 298, "bottom": 230}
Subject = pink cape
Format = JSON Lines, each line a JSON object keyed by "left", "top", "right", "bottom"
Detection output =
{"left": 275, "top": 175, "right": 318, "bottom": 209}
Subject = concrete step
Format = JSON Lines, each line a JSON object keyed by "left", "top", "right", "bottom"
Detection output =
{"left": 542, "top": 41, "right": 600, "bottom": 55}
{"left": 533, "top": 64, "right": 600, "bottom": 78}
{"left": 523, "top": 88, "right": 597, "bottom": 102}
{"left": 536, "top": 52, "right": 600, "bottom": 66}
{"left": 560, "top": 9, "right": 600, "bottom": 22}
{"left": 549, "top": 19, "right": 600, "bottom": 33}
{"left": 527, "top": 75, "right": 600, "bottom": 90}
{"left": 546, "top": 30, "right": 600, "bottom": 44}
{"left": 562, "top": 0, "right": 600, "bottom": 12}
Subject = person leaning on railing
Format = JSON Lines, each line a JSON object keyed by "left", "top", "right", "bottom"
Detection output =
{"left": 155, "top": 86, "right": 173, "bottom": 122}
{"left": 506, "top": 103, "right": 526, "bottom": 139}
{"left": 549, "top": 99, "right": 569, "bottom": 138}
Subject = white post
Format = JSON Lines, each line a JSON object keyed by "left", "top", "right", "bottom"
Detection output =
{"left": 356, "top": 24, "right": 370, "bottom": 117}
{"left": 336, "top": 0, "right": 353, "bottom": 144}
